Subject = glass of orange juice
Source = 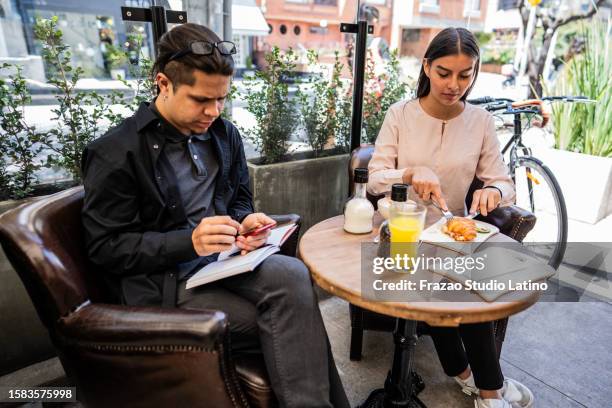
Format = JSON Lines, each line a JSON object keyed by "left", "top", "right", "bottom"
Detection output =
{"left": 389, "top": 202, "right": 426, "bottom": 273}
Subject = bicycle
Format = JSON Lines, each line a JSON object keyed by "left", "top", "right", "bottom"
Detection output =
{"left": 467, "top": 96, "right": 595, "bottom": 269}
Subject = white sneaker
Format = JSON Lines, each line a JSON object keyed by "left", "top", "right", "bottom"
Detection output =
{"left": 474, "top": 378, "right": 534, "bottom": 408}
{"left": 474, "top": 398, "right": 511, "bottom": 408}
{"left": 454, "top": 372, "right": 479, "bottom": 396}
{"left": 501, "top": 378, "right": 534, "bottom": 408}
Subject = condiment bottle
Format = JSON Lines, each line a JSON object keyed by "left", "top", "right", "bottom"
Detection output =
{"left": 344, "top": 168, "right": 375, "bottom": 234}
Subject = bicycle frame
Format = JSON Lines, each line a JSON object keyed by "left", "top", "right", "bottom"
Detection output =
{"left": 489, "top": 96, "right": 595, "bottom": 166}
{"left": 500, "top": 111, "right": 537, "bottom": 213}
{"left": 466, "top": 96, "right": 588, "bottom": 268}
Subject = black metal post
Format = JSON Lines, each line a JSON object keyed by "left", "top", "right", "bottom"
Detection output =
{"left": 383, "top": 318, "right": 420, "bottom": 407}
{"left": 340, "top": 20, "right": 373, "bottom": 154}
{"left": 359, "top": 317, "right": 426, "bottom": 408}
{"left": 121, "top": 5, "right": 187, "bottom": 55}
{"left": 150, "top": 5, "right": 168, "bottom": 55}
{"left": 341, "top": 20, "right": 372, "bottom": 199}
{"left": 350, "top": 20, "right": 368, "bottom": 152}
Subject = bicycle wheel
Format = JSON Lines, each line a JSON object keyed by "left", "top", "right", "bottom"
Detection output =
{"left": 512, "top": 156, "right": 568, "bottom": 269}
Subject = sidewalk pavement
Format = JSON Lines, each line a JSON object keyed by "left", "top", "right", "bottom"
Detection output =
{"left": 321, "top": 296, "right": 611, "bottom": 408}
{"left": 4, "top": 294, "right": 607, "bottom": 408}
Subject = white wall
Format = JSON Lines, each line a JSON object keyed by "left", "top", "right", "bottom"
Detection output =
{"left": 390, "top": 0, "right": 414, "bottom": 50}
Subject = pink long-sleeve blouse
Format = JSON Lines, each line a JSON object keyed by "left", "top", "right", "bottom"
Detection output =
{"left": 367, "top": 99, "right": 515, "bottom": 226}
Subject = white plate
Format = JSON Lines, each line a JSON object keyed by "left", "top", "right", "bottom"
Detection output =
{"left": 420, "top": 217, "right": 499, "bottom": 254}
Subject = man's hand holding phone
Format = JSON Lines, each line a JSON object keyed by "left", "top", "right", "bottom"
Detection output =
{"left": 236, "top": 213, "right": 276, "bottom": 255}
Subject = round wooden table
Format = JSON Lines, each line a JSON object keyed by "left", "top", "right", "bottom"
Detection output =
{"left": 299, "top": 214, "right": 542, "bottom": 408}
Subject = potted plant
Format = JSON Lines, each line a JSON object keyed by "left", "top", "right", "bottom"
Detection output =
{"left": 541, "top": 20, "right": 612, "bottom": 224}
{"left": 105, "top": 43, "right": 128, "bottom": 80}
{"left": 480, "top": 48, "right": 513, "bottom": 74}
{"left": 1, "top": 16, "right": 150, "bottom": 202}
{"left": 361, "top": 49, "right": 411, "bottom": 144}
{"left": 0, "top": 64, "right": 44, "bottom": 203}
{"left": 243, "top": 55, "right": 256, "bottom": 78}
{"left": 241, "top": 47, "right": 353, "bottom": 231}
{"left": 299, "top": 50, "right": 347, "bottom": 156}
{"left": 33, "top": 17, "right": 140, "bottom": 183}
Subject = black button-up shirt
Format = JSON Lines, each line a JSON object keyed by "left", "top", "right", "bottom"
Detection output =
{"left": 150, "top": 103, "right": 219, "bottom": 228}
{"left": 81, "top": 102, "right": 254, "bottom": 307}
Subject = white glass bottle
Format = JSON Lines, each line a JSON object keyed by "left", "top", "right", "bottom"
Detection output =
{"left": 344, "top": 168, "right": 375, "bottom": 234}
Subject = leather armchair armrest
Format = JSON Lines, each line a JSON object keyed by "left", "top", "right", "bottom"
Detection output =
{"left": 475, "top": 205, "right": 536, "bottom": 242}
{"left": 54, "top": 304, "right": 250, "bottom": 408}
{"left": 56, "top": 303, "right": 228, "bottom": 349}
{"left": 269, "top": 213, "right": 301, "bottom": 257}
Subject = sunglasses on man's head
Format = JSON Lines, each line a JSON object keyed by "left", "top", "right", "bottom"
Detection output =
{"left": 166, "top": 41, "right": 237, "bottom": 64}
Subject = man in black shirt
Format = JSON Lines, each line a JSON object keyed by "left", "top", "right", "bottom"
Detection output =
{"left": 81, "top": 23, "right": 348, "bottom": 407}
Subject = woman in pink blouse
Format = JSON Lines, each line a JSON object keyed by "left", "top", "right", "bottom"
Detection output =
{"left": 368, "top": 28, "right": 533, "bottom": 408}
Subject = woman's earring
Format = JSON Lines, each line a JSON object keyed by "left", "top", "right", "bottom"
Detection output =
{"left": 164, "top": 95, "right": 168, "bottom": 102}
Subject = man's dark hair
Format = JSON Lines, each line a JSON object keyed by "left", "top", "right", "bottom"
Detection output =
{"left": 152, "top": 23, "right": 234, "bottom": 89}
{"left": 416, "top": 27, "right": 480, "bottom": 101}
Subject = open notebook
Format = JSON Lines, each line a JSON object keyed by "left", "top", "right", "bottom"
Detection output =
{"left": 186, "top": 223, "right": 298, "bottom": 289}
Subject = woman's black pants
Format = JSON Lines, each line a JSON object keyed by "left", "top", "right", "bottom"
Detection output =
{"left": 427, "top": 321, "right": 504, "bottom": 391}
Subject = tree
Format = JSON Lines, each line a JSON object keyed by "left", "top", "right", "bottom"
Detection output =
{"left": 517, "top": 0, "right": 607, "bottom": 98}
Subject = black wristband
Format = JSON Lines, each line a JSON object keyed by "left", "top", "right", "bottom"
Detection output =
{"left": 484, "top": 185, "right": 503, "bottom": 198}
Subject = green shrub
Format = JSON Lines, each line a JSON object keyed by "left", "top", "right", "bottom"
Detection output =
{"left": 104, "top": 43, "right": 128, "bottom": 71}
{"left": 362, "top": 49, "right": 410, "bottom": 144}
{"left": 299, "top": 50, "right": 348, "bottom": 156}
{"left": 0, "top": 64, "right": 44, "bottom": 199}
{"left": 548, "top": 20, "right": 611, "bottom": 157}
{"left": 34, "top": 17, "right": 154, "bottom": 182}
{"left": 33, "top": 17, "right": 123, "bottom": 182}
{"left": 474, "top": 32, "right": 493, "bottom": 47}
{"left": 241, "top": 47, "right": 301, "bottom": 164}
{"left": 481, "top": 48, "right": 514, "bottom": 65}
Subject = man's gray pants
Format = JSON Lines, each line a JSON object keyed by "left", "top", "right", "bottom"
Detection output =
{"left": 178, "top": 254, "right": 350, "bottom": 408}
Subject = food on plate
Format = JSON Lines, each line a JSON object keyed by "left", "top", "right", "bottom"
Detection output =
{"left": 476, "top": 225, "right": 491, "bottom": 234}
{"left": 442, "top": 217, "right": 478, "bottom": 241}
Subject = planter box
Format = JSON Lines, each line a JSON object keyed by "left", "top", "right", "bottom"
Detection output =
{"left": 110, "top": 68, "right": 126, "bottom": 80}
{"left": 533, "top": 147, "right": 612, "bottom": 224}
{"left": 481, "top": 63, "right": 503, "bottom": 74}
{"left": 248, "top": 151, "right": 350, "bottom": 233}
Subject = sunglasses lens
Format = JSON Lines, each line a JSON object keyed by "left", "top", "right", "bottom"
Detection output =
{"left": 218, "top": 41, "right": 236, "bottom": 55}
{"left": 191, "top": 42, "right": 213, "bottom": 55}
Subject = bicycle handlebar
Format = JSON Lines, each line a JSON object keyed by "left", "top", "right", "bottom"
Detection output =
{"left": 467, "top": 97, "right": 514, "bottom": 105}
{"left": 468, "top": 95, "right": 595, "bottom": 105}
{"left": 467, "top": 95, "right": 594, "bottom": 128}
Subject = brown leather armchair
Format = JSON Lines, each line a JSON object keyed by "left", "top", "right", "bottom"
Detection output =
{"left": 347, "top": 145, "right": 537, "bottom": 361}
{"left": 0, "top": 186, "right": 300, "bottom": 408}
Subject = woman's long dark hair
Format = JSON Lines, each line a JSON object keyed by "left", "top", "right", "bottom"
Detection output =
{"left": 416, "top": 27, "right": 480, "bottom": 101}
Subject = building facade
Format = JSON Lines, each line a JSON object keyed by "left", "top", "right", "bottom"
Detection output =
{"left": 255, "top": 0, "right": 394, "bottom": 57}
{"left": 390, "top": 0, "right": 489, "bottom": 58}
{"left": 0, "top": 0, "right": 229, "bottom": 81}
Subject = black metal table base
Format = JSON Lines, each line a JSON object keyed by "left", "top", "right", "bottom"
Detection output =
{"left": 359, "top": 319, "right": 428, "bottom": 408}
{"left": 359, "top": 388, "right": 426, "bottom": 408}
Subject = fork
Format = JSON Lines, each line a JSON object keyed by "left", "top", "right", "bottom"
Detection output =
{"left": 430, "top": 199, "right": 454, "bottom": 221}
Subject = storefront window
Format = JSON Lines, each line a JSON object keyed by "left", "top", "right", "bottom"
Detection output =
{"left": 0, "top": 1, "right": 195, "bottom": 86}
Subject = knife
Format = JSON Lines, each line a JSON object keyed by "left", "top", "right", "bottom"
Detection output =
{"left": 466, "top": 210, "right": 480, "bottom": 219}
